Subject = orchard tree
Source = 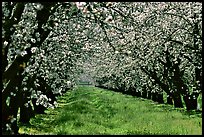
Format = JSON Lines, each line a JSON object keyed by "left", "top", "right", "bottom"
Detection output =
{"left": 2, "top": 2, "right": 59, "bottom": 134}
{"left": 2, "top": 2, "right": 86, "bottom": 134}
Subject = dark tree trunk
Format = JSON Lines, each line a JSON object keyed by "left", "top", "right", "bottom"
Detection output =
{"left": 35, "top": 105, "right": 46, "bottom": 114}
{"left": 136, "top": 91, "right": 141, "bottom": 97}
{"left": 142, "top": 85, "right": 147, "bottom": 98}
{"left": 126, "top": 87, "right": 132, "bottom": 95}
{"left": 2, "top": 3, "right": 57, "bottom": 135}
{"left": 128, "top": 87, "right": 135, "bottom": 96}
{"left": 19, "top": 74, "right": 36, "bottom": 123}
{"left": 152, "top": 92, "right": 158, "bottom": 102}
{"left": 195, "top": 67, "right": 202, "bottom": 90}
{"left": 131, "top": 87, "right": 137, "bottom": 96}
{"left": 2, "top": 100, "right": 10, "bottom": 134}
{"left": 147, "top": 91, "right": 152, "bottom": 99}
{"left": 121, "top": 84, "right": 125, "bottom": 94}
{"left": 2, "top": 81, "right": 20, "bottom": 135}
{"left": 140, "top": 66, "right": 172, "bottom": 103}
{"left": 142, "top": 91, "right": 147, "bottom": 98}
{"left": 5, "top": 70, "right": 23, "bottom": 135}
{"left": 32, "top": 99, "right": 46, "bottom": 114}
{"left": 167, "top": 93, "right": 173, "bottom": 105}
{"left": 173, "top": 93, "right": 183, "bottom": 108}
{"left": 19, "top": 102, "right": 35, "bottom": 123}
{"left": 183, "top": 93, "right": 199, "bottom": 111}
{"left": 8, "top": 95, "right": 20, "bottom": 135}
{"left": 157, "top": 92, "right": 164, "bottom": 104}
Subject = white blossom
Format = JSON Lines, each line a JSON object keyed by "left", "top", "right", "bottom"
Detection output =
{"left": 4, "top": 41, "right": 8, "bottom": 46}
{"left": 21, "top": 51, "right": 27, "bottom": 56}
{"left": 35, "top": 4, "right": 44, "bottom": 10}
{"left": 75, "top": 2, "right": 86, "bottom": 9}
{"left": 31, "top": 38, "right": 36, "bottom": 43}
{"left": 105, "top": 15, "right": 113, "bottom": 22}
{"left": 31, "top": 47, "right": 38, "bottom": 53}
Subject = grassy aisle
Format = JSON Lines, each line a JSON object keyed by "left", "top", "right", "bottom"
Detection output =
{"left": 19, "top": 86, "right": 202, "bottom": 135}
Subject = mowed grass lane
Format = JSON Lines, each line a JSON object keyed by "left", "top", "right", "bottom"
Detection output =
{"left": 19, "top": 86, "right": 202, "bottom": 135}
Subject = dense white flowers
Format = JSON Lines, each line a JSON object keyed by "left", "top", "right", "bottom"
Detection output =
{"left": 36, "top": 94, "right": 48, "bottom": 106}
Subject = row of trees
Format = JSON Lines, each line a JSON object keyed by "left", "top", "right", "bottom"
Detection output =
{"left": 2, "top": 2, "right": 89, "bottom": 134}
{"left": 81, "top": 2, "right": 202, "bottom": 109}
{"left": 2, "top": 2, "right": 202, "bottom": 135}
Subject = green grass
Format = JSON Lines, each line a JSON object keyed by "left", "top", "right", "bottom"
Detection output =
{"left": 19, "top": 86, "right": 202, "bottom": 135}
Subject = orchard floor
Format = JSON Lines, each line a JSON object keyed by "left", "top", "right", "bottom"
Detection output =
{"left": 19, "top": 86, "right": 202, "bottom": 135}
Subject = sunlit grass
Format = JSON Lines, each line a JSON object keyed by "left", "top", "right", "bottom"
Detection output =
{"left": 19, "top": 86, "right": 202, "bottom": 135}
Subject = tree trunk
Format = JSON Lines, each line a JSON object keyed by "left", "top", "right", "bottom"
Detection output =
{"left": 132, "top": 87, "right": 136, "bottom": 96}
{"left": 2, "top": 101, "right": 10, "bottom": 134}
{"left": 136, "top": 91, "right": 141, "bottom": 97}
{"left": 152, "top": 92, "right": 158, "bottom": 102}
{"left": 173, "top": 93, "right": 183, "bottom": 108}
{"left": 2, "top": 71, "right": 23, "bottom": 135}
{"left": 8, "top": 95, "right": 20, "bottom": 135}
{"left": 19, "top": 92, "right": 35, "bottom": 123}
{"left": 128, "top": 87, "right": 135, "bottom": 96}
{"left": 19, "top": 103, "right": 35, "bottom": 123}
{"left": 167, "top": 93, "right": 173, "bottom": 105}
{"left": 147, "top": 91, "right": 152, "bottom": 99}
{"left": 157, "top": 92, "right": 164, "bottom": 104}
{"left": 142, "top": 91, "right": 147, "bottom": 98}
{"left": 32, "top": 99, "right": 46, "bottom": 114}
{"left": 183, "top": 93, "right": 198, "bottom": 111}
{"left": 126, "top": 87, "right": 132, "bottom": 95}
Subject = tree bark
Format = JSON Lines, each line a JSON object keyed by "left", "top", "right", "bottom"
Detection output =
{"left": 19, "top": 92, "right": 35, "bottom": 123}
{"left": 173, "top": 92, "right": 183, "bottom": 108}
{"left": 2, "top": 3, "right": 59, "bottom": 135}
{"left": 167, "top": 93, "right": 173, "bottom": 105}
{"left": 183, "top": 93, "right": 199, "bottom": 111}
{"left": 19, "top": 103, "right": 35, "bottom": 123}
{"left": 147, "top": 91, "right": 152, "bottom": 99}
{"left": 152, "top": 92, "right": 158, "bottom": 102}
{"left": 142, "top": 91, "right": 147, "bottom": 98}
{"left": 157, "top": 92, "right": 164, "bottom": 104}
{"left": 8, "top": 92, "right": 20, "bottom": 134}
{"left": 136, "top": 91, "right": 141, "bottom": 97}
{"left": 32, "top": 98, "right": 46, "bottom": 114}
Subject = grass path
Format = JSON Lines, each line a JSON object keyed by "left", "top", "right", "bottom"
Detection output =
{"left": 19, "top": 86, "right": 202, "bottom": 135}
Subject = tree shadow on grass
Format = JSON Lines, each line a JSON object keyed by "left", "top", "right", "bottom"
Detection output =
{"left": 154, "top": 103, "right": 202, "bottom": 118}
{"left": 18, "top": 111, "right": 60, "bottom": 134}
